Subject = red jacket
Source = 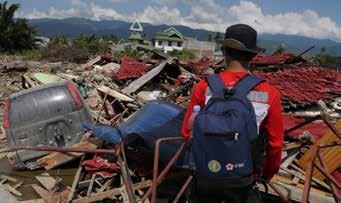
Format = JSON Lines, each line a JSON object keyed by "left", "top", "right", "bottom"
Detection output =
{"left": 181, "top": 69, "right": 284, "bottom": 179}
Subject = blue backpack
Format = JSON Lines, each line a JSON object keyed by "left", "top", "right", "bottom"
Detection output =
{"left": 192, "top": 74, "right": 265, "bottom": 189}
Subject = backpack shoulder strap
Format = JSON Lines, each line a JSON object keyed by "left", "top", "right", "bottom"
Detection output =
{"left": 232, "top": 75, "right": 265, "bottom": 96}
{"left": 206, "top": 74, "right": 225, "bottom": 99}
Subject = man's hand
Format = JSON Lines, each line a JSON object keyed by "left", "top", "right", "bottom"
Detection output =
{"left": 261, "top": 175, "right": 271, "bottom": 184}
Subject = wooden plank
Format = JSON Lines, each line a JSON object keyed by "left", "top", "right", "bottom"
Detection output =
{"left": 32, "top": 184, "right": 50, "bottom": 199}
{"left": 32, "top": 184, "right": 70, "bottom": 203}
{"left": 290, "top": 162, "right": 331, "bottom": 190}
{"left": 281, "top": 151, "right": 299, "bottom": 168}
{"left": 13, "top": 182, "right": 23, "bottom": 189}
{"left": 90, "top": 111, "right": 111, "bottom": 125}
{"left": 82, "top": 56, "right": 101, "bottom": 69}
{"left": 298, "top": 121, "right": 341, "bottom": 180}
{"left": 122, "top": 60, "right": 169, "bottom": 94}
{"left": 20, "top": 199, "right": 45, "bottom": 203}
{"left": 259, "top": 181, "right": 335, "bottom": 203}
{"left": 35, "top": 176, "right": 57, "bottom": 191}
{"left": 73, "top": 180, "right": 152, "bottom": 203}
{"left": 37, "top": 141, "right": 97, "bottom": 170}
{"left": 66, "top": 157, "right": 84, "bottom": 203}
{"left": 58, "top": 73, "right": 79, "bottom": 81}
{"left": 272, "top": 175, "right": 294, "bottom": 185}
{"left": 97, "top": 179, "right": 112, "bottom": 193}
{"left": 22, "top": 73, "right": 38, "bottom": 88}
{"left": 1, "top": 184, "right": 22, "bottom": 196}
{"left": 97, "top": 86, "right": 134, "bottom": 102}
{"left": 296, "top": 183, "right": 333, "bottom": 197}
{"left": 0, "top": 175, "right": 18, "bottom": 183}
{"left": 283, "top": 142, "right": 302, "bottom": 151}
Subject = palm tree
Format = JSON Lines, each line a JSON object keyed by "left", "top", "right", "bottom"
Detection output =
{"left": 0, "top": 1, "right": 40, "bottom": 52}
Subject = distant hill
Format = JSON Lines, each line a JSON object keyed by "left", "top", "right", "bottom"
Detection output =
{"left": 28, "top": 17, "right": 341, "bottom": 56}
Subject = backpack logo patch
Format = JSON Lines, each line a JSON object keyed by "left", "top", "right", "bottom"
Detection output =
{"left": 208, "top": 160, "right": 221, "bottom": 173}
{"left": 226, "top": 163, "right": 234, "bottom": 171}
{"left": 226, "top": 162, "right": 245, "bottom": 171}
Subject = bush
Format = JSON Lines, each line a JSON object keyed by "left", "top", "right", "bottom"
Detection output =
{"left": 113, "top": 46, "right": 144, "bottom": 59}
{"left": 313, "top": 54, "right": 341, "bottom": 69}
{"left": 169, "top": 49, "right": 195, "bottom": 61}
{"left": 40, "top": 34, "right": 111, "bottom": 63}
{"left": 40, "top": 43, "right": 90, "bottom": 63}
{"left": 20, "top": 49, "right": 42, "bottom": 60}
{"left": 73, "top": 34, "right": 109, "bottom": 54}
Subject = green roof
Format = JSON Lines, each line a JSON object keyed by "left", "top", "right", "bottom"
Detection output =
{"left": 154, "top": 27, "right": 184, "bottom": 41}
{"left": 154, "top": 36, "right": 183, "bottom": 42}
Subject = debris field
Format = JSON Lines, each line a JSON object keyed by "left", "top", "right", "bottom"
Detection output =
{"left": 0, "top": 50, "right": 340, "bottom": 203}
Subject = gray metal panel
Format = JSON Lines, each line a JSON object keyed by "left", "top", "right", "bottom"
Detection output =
{"left": 5, "top": 81, "right": 93, "bottom": 169}
{"left": 9, "top": 85, "right": 76, "bottom": 128}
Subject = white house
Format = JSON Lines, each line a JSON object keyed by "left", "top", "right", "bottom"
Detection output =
{"left": 153, "top": 27, "right": 184, "bottom": 53}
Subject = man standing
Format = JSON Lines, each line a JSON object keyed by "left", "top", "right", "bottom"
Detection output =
{"left": 181, "top": 24, "right": 284, "bottom": 202}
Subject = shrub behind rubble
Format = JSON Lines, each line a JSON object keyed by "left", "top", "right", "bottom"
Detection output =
{"left": 169, "top": 49, "right": 195, "bottom": 61}
{"left": 40, "top": 34, "right": 110, "bottom": 63}
{"left": 40, "top": 43, "right": 91, "bottom": 63}
{"left": 113, "top": 46, "right": 144, "bottom": 59}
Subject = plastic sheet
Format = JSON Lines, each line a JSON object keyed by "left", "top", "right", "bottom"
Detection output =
{"left": 119, "top": 100, "right": 190, "bottom": 167}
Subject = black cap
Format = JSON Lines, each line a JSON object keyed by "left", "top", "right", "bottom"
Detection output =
{"left": 222, "top": 24, "right": 265, "bottom": 54}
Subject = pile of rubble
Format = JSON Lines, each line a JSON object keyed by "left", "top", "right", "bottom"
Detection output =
{"left": 0, "top": 50, "right": 340, "bottom": 203}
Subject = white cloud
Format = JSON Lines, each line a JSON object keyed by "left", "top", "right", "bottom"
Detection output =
{"left": 88, "top": 3, "right": 125, "bottom": 21}
{"left": 22, "top": 7, "right": 81, "bottom": 19}
{"left": 20, "top": 0, "right": 341, "bottom": 41}
{"left": 139, "top": 6, "right": 183, "bottom": 25}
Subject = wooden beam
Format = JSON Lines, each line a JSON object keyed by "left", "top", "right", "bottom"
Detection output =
{"left": 66, "top": 158, "right": 83, "bottom": 203}
{"left": 22, "top": 73, "right": 38, "bottom": 89}
{"left": 97, "top": 86, "right": 134, "bottom": 102}
{"left": 122, "top": 60, "right": 170, "bottom": 94}
{"left": 0, "top": 175, "right": 18, "bottom": 183}
{"left": 35, "top": 175, "right": 57, "bottom": 191}
{"left": 82, "top": 56, "right": 101, "bottom": 69}
{"left": 72, "top": 180, "right": 151, "bottom": 203}
{"left": 298, "top": 121, "right": 341, "bottom": 180}
{"left": 37, "top": 141, "right": 97, "bottom": 170}
{"left": 259, "top": 181, "right": 335, "bottom": 203}
{"left": 1, "top": 184, "right": 22, "bottom": 196}
{"left": 20, "top": 199, "right": 45, "bottom": 203}
{"left": 32, "top": 184, "right": 70, "bottom": 203}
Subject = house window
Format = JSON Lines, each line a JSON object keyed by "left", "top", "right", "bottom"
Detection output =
{"left": 168, "top": 41, "right": 172, "bottom": 46}
{"left": 177, "top": 41, "right": 182, "bottom": 47}
{"left": 157, "top": 40, "right": 162, "bottom": 46}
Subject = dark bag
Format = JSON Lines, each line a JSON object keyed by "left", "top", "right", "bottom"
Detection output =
{"left": 192, "top": 74, "right": 264, "bottom": 189}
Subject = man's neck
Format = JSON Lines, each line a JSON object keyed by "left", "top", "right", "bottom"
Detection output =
{"left": 226, "top": 60, "right": 248, "bottom": 72}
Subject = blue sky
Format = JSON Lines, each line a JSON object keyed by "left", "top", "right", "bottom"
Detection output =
{"left": 3, "top": 0, "right": 341, "bottom": 41}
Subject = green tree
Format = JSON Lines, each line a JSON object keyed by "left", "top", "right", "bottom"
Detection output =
{"left": 320, "top": 47, "right": 326, "bottom": 54}
{"left": 214, "top": 32, "right": 222, "bottom": 43}
{"left": 103, "top": 34, "right": 119, "bottom": 44}
{"left": 73, "top": 33, "right": 109, "bottom": 54}
{"left": 207, "top": 33, "right": 212, "bottom": 42}
{"left": 273, "top": 45, "right": 284, "bottom": 55}
{"left": 169, "top": 49, "right": 195, "bottom": 61}
{"left": 50, "top": 35, "right": 69, "bottom": 46}
{"left": 0, "top": 1, "right": 40, "bottom": 52}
